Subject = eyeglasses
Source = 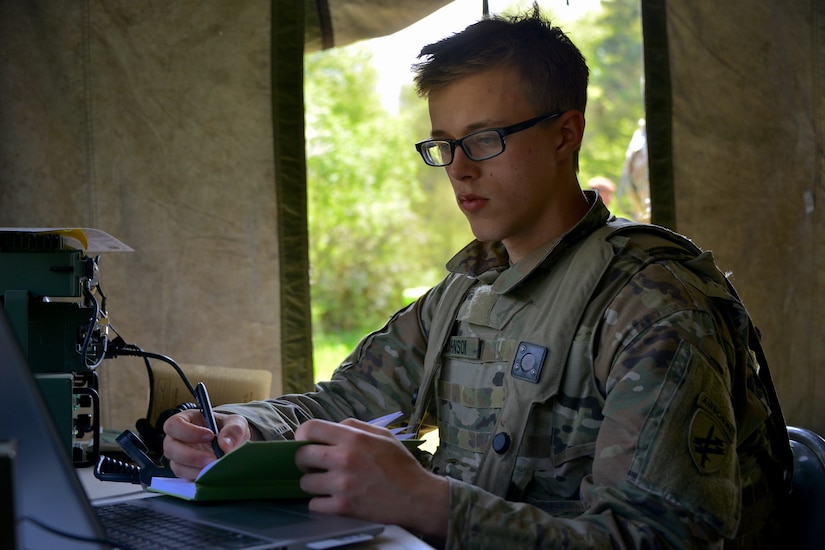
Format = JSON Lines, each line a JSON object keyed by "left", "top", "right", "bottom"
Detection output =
{"left": 415, "top": 111, "right": 564, "bottom": 167}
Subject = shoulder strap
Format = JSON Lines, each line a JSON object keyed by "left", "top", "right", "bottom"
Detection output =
{"left": 473, "top": 224, "right": 619, "bottom": 496}
{"left": 408, "top": 274, "right": 476, "bottom": 434}
{"left": 605, "top": 219, "right": 793, "bottom": 496}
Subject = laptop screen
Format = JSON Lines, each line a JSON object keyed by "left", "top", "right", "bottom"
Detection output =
{"left": 0, "top": 310, "right": 108, "bottom": 549}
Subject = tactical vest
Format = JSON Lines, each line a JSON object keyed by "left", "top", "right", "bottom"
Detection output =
{"left": 408, "top": 218, "right": 791, "bottom": 515}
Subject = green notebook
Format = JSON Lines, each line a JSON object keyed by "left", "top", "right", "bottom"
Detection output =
{"left": 149, "top": 439, "right": 423, "bottom": 501}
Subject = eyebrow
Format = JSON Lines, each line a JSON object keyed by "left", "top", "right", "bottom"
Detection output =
{"left": 429, "top": 119, "right": 507, "bottom": 139}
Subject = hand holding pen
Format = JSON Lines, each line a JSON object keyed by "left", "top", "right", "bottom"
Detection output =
{"left": 194, "top": 381, "right": 225, "bottom": 458}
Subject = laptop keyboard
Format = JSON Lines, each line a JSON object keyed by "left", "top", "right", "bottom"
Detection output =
{"left": 96, "top": 502, "right": 270, "bottom": 549}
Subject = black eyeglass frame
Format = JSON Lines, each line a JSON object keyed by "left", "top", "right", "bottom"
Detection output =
{"left": 415, "top": 110, "right": 565, "bottom": 167}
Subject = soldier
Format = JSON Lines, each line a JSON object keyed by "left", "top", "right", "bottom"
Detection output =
{"left": 587, "top": 176, "right": 616, "bottom": 207}
{"left": 616, "top": 118, "right": 651, "bottom": 222}
{"left": 163, "top": 7, "right": 791, "bottom": 549}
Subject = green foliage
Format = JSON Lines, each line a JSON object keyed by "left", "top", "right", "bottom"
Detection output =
{"left": 305, "top": 47, "right": 466, "bottom": 337}
{"left": 399, "top": 85, "right": 475, "bottom": 276}
{"left": 304, "top": 0, "right": 644, "bottom": 357}
{"left": 561, "top": 0, "right": 645, "bottom": 203}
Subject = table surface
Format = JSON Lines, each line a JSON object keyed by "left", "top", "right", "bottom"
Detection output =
{"left": 77, "top": 466, "right": 435, "bottom": 550}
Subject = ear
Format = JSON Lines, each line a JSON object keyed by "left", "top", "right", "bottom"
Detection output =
{"left": 555, "top": 110, "right": 585, "bottom": 161}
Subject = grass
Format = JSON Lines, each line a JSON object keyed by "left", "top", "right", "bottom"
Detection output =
{"left": 312, "top": 330, "right": 363, "bottom": 382}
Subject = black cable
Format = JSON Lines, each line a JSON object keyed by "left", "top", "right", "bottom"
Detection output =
{"left": 143, "top": 353, "right": 155, "bottom": 420}
{"left": 78, "top": 255, "right": 109, "bottom": 370}
{"left": 105, "top": 335, "right": 196, "bottom": 397}
{"left": 80, "top": 283, "right": 104, "bottom": 370}
{"left": 104, "top": 328, "right": 205, "bottom": 455}
{"left": 108, "top": 325, "right": 157, "bottom": 420}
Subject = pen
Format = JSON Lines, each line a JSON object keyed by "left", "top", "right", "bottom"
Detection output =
{"left": 195, "top": 381, "right": 225, "bottom": 458}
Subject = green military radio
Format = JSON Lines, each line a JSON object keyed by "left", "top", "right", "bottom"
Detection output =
{"left": 0, "top": 228, "right": 130, "bottom": 467}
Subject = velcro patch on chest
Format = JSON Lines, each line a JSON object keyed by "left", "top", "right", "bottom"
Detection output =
{"left": 511, "top": 342, "right": 548, "bottom": 383}
{"left": 443, "top": 336, "right": 481, "bottom": 359}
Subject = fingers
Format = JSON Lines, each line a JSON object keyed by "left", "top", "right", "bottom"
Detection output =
{"left": 294, "top": 419, "right": 384, "bottom": 474}
{"left": 215, "top": 413, "right": 251, "bottom": 453}
{"left": 294, "top": 417, "right": 339, "bottom": 443}
{"left": 162, "top": 409, "right": 213, "bottom": 443}
{"left": 292, "top": 419, "right": 446, "bottom": 534}
{"left": 339, "top": 417, "right": 394, "bottom": 436}
{"left": 162, "top": 410, "right": 251, "bottom": 480}
{"left": 296, "top": 417, "right": 395, "bottom": 443}
{"left": 162, "top": 432, "right": 216, "bottom": 480}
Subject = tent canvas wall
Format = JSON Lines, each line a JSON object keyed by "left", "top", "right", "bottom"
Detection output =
{"left": 643, "top": 0, "right": 825, "bottom": 433}
{"left": 0, "top": 0, "right": 449, "bottom": 430}
{"left": 1, "top": 0, "right": 823, "bottom": 435}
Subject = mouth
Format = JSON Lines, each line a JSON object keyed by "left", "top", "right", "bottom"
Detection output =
{"left": 457, "top": 193, "right": 488, "bottom": 213}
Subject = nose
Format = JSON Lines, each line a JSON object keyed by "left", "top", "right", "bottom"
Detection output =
{"left": 445, "top": 145, "right": 480, "bottom": 182}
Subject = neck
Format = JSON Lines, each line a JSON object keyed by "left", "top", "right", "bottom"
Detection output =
{"left": 504, "top": 188, "right": 590, "bottom": 264}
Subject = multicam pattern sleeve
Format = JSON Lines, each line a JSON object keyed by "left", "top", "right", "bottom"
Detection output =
{"left": 442, "top": 253, "right": 777, "bottom": 549}
{"left": 215, "top": 282, "right": 444, "bottom": 440}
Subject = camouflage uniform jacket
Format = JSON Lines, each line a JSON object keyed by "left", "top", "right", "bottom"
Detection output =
{"left": 218, "top": 193, "right": 791, "bottom": 549}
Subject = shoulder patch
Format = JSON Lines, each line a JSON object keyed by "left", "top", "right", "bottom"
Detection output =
{"left": 688, "top": 394, "right": 734, "bottom": 474}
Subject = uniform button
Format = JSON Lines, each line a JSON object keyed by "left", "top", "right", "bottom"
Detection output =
{"left": 492, "top": 432, "right": 510, "bottom": 454}
{"left": 521, "top": 353, "right": 536, "bottom": 370}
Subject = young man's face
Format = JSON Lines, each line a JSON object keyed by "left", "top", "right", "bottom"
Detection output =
{"left": 427, "top": 66, "right": 580, "bottom": 262}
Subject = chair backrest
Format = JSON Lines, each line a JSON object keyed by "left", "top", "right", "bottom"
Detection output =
{"left": 784, "top": 426, "right": 825, "bottom": 547}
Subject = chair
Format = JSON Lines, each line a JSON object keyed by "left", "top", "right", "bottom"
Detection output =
{"left": 784, "top": 426, "right": 825, "bottom": 548}
{"left": 137, "top": 363, "right": 273, "bottom": 455}
{"left": 147, "top": 363, "right": 273, "bottom": 425}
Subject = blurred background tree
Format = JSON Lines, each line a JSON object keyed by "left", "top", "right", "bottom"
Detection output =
{"left": 571, "top": 0, "right": 644, "bottom": 184}
{"left": 304, "top": 0, "right": 644, "bottom": 377}
{"left": 306, "top": 49, "right": 430, "bottom": 336}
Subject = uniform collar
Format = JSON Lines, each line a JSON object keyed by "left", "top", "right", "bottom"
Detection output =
{"left": 445, "top": 190, "right": 612, "bottom": 293}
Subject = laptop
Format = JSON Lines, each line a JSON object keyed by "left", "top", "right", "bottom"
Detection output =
{"left": 0, "top": 311, "right": 385, "bottom": 549}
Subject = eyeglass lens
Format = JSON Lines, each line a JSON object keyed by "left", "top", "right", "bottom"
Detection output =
{"left": 423, "top": 130, "right": 503, "bottom": 166}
